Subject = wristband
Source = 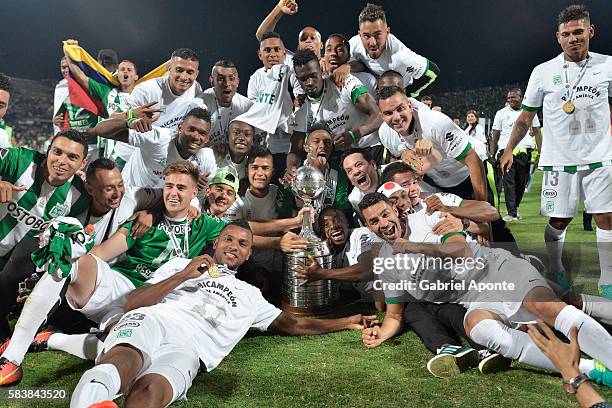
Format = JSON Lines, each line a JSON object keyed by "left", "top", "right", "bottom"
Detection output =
{"left": 348, "top": 130, "right": 357, "bottom": 142}
{"left": 127, "top": 110, "right": 135, "bottom": 120}
{"left": 127, "top": 118, "right": 138, "bottom": 128}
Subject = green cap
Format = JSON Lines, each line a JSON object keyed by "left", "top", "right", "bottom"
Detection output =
{"left": 209, "top": 168, "right": 239, "bottom": 192}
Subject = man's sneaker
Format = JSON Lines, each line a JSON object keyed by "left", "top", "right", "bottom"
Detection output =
{"left": 516, "top": 212, "right": 522, "bottom": 220}
{"left": 553, "top": 270, "right": 573, "bottom": 291}
{"left": 502, "top": 214, "right": 518, "bottom": 222}
{"left": 0, "top": 357, "right": 22, "bottom": 387}
{"left": 29, "top": 327, "right": 57, "bottom": 352}
{"left": 588, "top": 360, "right": 612, "bottom": 387}
{"left": 599, "top": 285, "right": 612, "bottom": 301}
{"left": 478, "top": 350, "right": 512, "bottom": 374}
{"left": 427, "top": 344, "right": 479, "bottom": 378}
{"left": 0, "top": 338, "right": 10, "bottom": 355}
{"left": 89, "top": 401, "right": 119, "bottom": 408}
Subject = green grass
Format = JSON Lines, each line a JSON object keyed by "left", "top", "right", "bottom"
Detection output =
{"left": 6, "top": 171, "right": 611, "bottom": 408}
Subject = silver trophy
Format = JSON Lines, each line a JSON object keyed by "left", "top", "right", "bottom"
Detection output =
{"left": 282, "top": 149, "right": 336, "bottom": 316}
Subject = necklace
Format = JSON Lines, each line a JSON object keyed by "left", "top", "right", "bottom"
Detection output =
{"left": 163, "top": 216, "right": 190, "bottom": 258}
{"left": 561, "top": 55, "right": 590, "bottom": 114}
{"left": 214, "top": 94, "right": 233, "bottom": 141}
{"left": 305, "top": 81, "right": 327, "bottom": 132}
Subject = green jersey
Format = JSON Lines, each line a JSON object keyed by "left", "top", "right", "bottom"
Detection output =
{"left": 0, "top": 147, "right": 91, "bottom": 257}
{"left": 112, "top": 214, "right": 229, "bottom": 287}
{"left": 58, "top": 96, "right": 99, "bottom": 132}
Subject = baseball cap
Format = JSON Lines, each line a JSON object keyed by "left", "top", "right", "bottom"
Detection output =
{"left": 377, "top": 182, "right": 404, "bottom": 198}
{"left": 209, "top": 168, "right": 239, "bottom": 193}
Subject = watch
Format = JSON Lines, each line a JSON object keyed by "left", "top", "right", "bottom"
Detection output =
{"left": 461, "top": 218, "right": 470, "bottom": 231}
{"left": 563, "top": 373, "right": 589, "bottom": 394}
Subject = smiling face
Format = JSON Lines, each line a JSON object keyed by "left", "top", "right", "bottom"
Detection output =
{"left": 210, "top": 66, "right": 239, "bottom": 107}
{"left": 321, "top": 208, "right": 349, "bottom": 247}
{"left": 363, "top": 200, "right": 402, "bottom": 243}
{"left": 167, "top": 56, "right": 199, "bottom": 95}
{"left": 305, "top": 129, "right": 332, "bottom": 168}
{"left": 324, "top": 36, "right": 349, "bottom": 72}
{"left": 60, "top": 57, "right": 69, "bottom": 79}
{"left": 86, "top": 167, "right": 125, "bottom": 214}
{"left": 378, "top": 92, "right": 413, "bottom": 135}
{"left": 557, "top": 18, "right": 593, "bottom": 62}
{"left": 163, "top": 172, "right": 198, "bottom": 218}
{"left": 206, "top": 183, "right": 237, "bottom": 216}
{"left": 506, "top": 91, "right": 522, "bottom": 110}
{"left": 466, "top": 112, "right": 478, "bottom": 125}
{"left": 228, "top": 121, "right": 254, "bottom": 157}
{"left": 343, "top": 153, "right": 378, "bottom": 193}
{"left": 298, "top": 27, "right": 322, "bottom": 54}
{"left": 248, "top": 155, "right": 274, "bottom": 192}
{"left": 390, "top": 170, "right": 421, "bottom": 206}
{"left": 213, "top": 224, "right": 253, "bottom": 269}
{"left": 177, "top": 116, "right": 211, "bottom": 156}
{"left": 388, "top": 189, "right": 412, "bottom": 221}
{"left": 358, "top": 19, "right": 389, "bottom": 60}
{"left": 294, "top": 59, "right": 324, "bottom": 98}
{"left": 45, "top": 136, "right": 86, "bottom": 185}
{"left": 117, "top": 61, "right": 138, "bottom": 89}
{"left": 258, "top": 37, "right": 286, "bottom": 69}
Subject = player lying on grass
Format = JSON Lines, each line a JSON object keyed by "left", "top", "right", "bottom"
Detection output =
{"left": 0, "top": 161, "right": 309, "bottom": 386}
{"left": 71, "top": 221, "right": 377, "bottom": 408}
{"left": 359, "top": 192, "right": 612, "bottom": 385}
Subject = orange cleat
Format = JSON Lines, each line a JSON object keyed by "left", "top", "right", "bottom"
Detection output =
{"left": 0, "top": 357, "right": 22, "bottom": 387}
{"left": 0, "top": 338, "right": 10, "bottom": 355}
{"left": 29, "top": 327, "right": 57, "bottom": 352}
{"left": 89, "top": 401, "right": 119, "bottom": 408}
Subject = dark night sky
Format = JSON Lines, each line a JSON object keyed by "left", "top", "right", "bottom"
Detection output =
{"left": 0, "top": 0, "right": 610, "bottom": 93}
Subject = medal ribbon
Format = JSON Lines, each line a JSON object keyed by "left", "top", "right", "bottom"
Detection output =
{"left": 563, "top": 55, "right": 590, "bottom": 105}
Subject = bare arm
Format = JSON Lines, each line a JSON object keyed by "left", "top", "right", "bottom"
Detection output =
{"left": 294, "top": 256, "right": 372, "bottom": 284}
{"left": 353, "top": 92, "right": 383, "bottom": 140}
{"left": 532, "top": 126, "right": 542, "bottom": 153}
{"left": 489, "top": 129, "right": 500, "bottom": 158}
{"left": 63, "top": 42, "right": 90, "bottom": 92}
{"left": 499, "top": 110, "right": 537, "bottom": 175}
{"left": 255, "top": 0, "right": 297, "bottom": 42}
{"left": 287, "top": 131, "right": 306, "bottom": 169}
{"left": 89, "top": 228, "right": 130, "bottom": 262}
{"left": 458, "top": 149, "right": 487, "bottom": 202}
{"left": 362, "top": 303, "right": 404, "bottom": 348}
{"left": 91, "top": 118, "right": 130, "bottom": 143}
{"left": 448, "top": 199, "right": 500, "bottom": 223}
{"left": 348, "top": 60, "right": 366, "bottom": 73}
{"left": 268, "top": 311, "right": 372, "bottom": 336}
{"left": 385, "top": 234, "right": 474, "bottom": 259}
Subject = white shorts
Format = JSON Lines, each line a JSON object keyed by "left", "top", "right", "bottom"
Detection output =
{"left": 540, "top": 166, "right": 612, "bottom": 218}
{"left": 463, "top": 251, "right": 551, "bottom": 324}
{"left": 67, "top": 254, "right": 135, "bottom": 329}
{"left": 103, "top": 307, "right": 201, "bottom": 403}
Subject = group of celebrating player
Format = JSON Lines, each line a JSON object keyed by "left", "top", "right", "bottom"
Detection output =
{"left": 0, "top": 1, "right": 610, "bottom": 407}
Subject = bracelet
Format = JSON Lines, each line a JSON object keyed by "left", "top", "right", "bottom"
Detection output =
{"left": 348, "top": 130, "right": 357, "bottom": 142}
{"left": 127, "top": 118, "right": 137, "bottom": 128}
{"left": 127, "top": 110, "right": 135, "bottom": 120}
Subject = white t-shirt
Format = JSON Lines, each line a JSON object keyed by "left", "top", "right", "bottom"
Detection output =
{"left": 492, "top": 106, "right": 540, "bottom": 152}
{"left": 522, "top": 52, "right": 612, "bottom": 170}
{"left": 464, "top": 124, "right": 487, "bottom": 146}
{"left": 196, "top": 89, "right": 253, "bottom": 145}
{"left": 239, "top": 186, "right": 279, "bottom": 221}
{"left": 53, "top": 79, "right": 69, "bottom": 135}
{"left": 289, "top": 76, "right": 378, "bottom": 148}
{"left": 408, "top": 193, "right": 466, "bottom": 243}
{"left": 348, "top": 185, "right": 377, "bottom": 214}
{"left": 378, "top": 109, "right": 471, "bottom": 187}
{"left": 0, "top": 128, "right": 9, "bottom": 148}
{"left": 147, "top": 257, "right": 282, "bottom": 372}
{"left": 126, "top": 76, "right": 205, "bottom": 131}
{"left": 122, "top": 126, "right": 216, "bottom": 188}
{"left": 349, "top": 33, "right": 428, "bottom": 86}
{"left": 284, "top": 52, "right": 304, "bottom": 97}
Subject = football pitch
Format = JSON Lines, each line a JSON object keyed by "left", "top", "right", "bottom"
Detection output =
{"left": 6, "top": 171, "right": 612, "bottom": 408}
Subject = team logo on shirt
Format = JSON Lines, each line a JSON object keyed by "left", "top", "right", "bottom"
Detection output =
{"left": 553, "top": 75, "right": 562, "bottom": 86}
{"left": 445, "top": 132, "right": 454, "bottom": 142}
{"left": 0, "top": 148, "right": 7, "bottom": 160}
{"left": 48, "top": 203, "right": 70, "bottom": 218}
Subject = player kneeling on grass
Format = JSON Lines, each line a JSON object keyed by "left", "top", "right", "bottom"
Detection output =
{"left": 71, "top": 221, "right": 376, "bottom": 408}
{"left": 359, "top": 192, "right": 612, "bottom": 385}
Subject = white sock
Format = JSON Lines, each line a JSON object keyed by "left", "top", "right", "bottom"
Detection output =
{"left": 47, "top": 333, "right": 104, "bottom": 361}
{"left": 554, "top": 305, "right": 612, "bottom": 369}
{"left": 545, "top": 223, "right": 567, "bottom": 273}
{"left": 581, "top": 294, "right": 612, "bottom": 325}
{"left": 469, "top": 319, "right": 557, "bottom": 371}
{"left": 2, "top": 274, "right": 66, "bottom": 365}
{"left": 596, "top": 228, "right": 612, "bottom": 286}
{"left": 70, "top": 363, "right": 120, "bottom": 408}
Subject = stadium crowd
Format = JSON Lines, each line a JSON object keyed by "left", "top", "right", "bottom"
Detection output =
{"left": 0, "top": 2, "right": 610, "bottom": 408}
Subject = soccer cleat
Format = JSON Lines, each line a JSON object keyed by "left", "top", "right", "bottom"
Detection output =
{"left": 0, "top": 338, "right": 10, "bottom": 356}
{"left": 88, "top": 401, "right": 119, "bottom": 408}
{"left": 29, "top": 327, "right": 57, "bottom": 353}
{"left": 427, "top": 344, "right": 479, "bottom": 378}
{"left": 599, "top": 285, "right": 612, "bottom": 301}
{"left": 478, "top": 351, "right": 512, "bottom": 374}
{"left": 588, "top": 360, "right": 612, "bottom": 388}
{"left": 0, "top": 357, "right": 22, "bottom": 387}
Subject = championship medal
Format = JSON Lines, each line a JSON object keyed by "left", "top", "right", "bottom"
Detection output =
{"left": 562, "top": 101, "right": 575, "bottom": 114}
{"left": 208, "top": 264, "right": 221, "bottom": 278}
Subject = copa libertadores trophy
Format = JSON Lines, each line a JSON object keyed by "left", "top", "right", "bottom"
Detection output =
{"left": 282, "top": 149, "right": 336, "bottom": 316}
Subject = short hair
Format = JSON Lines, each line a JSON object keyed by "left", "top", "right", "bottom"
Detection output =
{"left": 326, "top": 34, "right": 350, "bottom": 54}
{"left": 420, "top": 96, "right": 432, "bottom": 103}
{"left": 220, "top": 220, "right": 253, "bottom": 236}
{"left": 340, "top": 147, "right": 373, "bottom": 167}
{"left": 246, "top": 145, "right": 273, "bottom": 166}
{"left": 86, "top": 157, "right": 118, "bottom": 183}
{"left": 292, "top": 48, "right": 319, "bottom": 69}
{"left": 377, "top": 86, "right": 405, "bottom": 102}
{"left": 163, "top": 161, "right": 200, "bottom": 185}
{"left": 0, "top": 73, "right": 12, "bottom": 95}
{"left": 508, "top": 87, "right": 522, "bottom": 95}
{"left": 118, "top": 59, "right": 137, "bottom": 74}
{"left": 260, "top": 31, "right": 282, "bottom": 43}
{"left": 380, "top": 161, "right": 416, "bottom": 184}
{"left": 558, "top": 4, "right": 590, "bottom": 26}
{"left": 358, "top": 192, "right": 390, "bottom": 214}
{"left": 317, "top": 205, "right": 348, "bottom": 233}
{"left": 49, "top": 129, "right": 88, "bottom": 158}
{"left": 184, "top": 107, "right": 211, "bottom": 124}
{"left": 359, "top": 3, "right": 387, "bottom": 25}
{"left": 171, "top": 48, "right": 199, "bottom": 62}
{"left": 307, "top": 121, "right": 333, "bottom": 138}
{"left": 298, "top": 27, "right": 322, "bottom": 43}
{"left": 379, "top": 70, "right": 404, "bottom": 86}
{"left": 211, "top": 60, "right": 237, "bottom": 76}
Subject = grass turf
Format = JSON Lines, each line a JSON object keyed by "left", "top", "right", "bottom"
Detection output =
{"left": 6, "top": 171, "right": 612, "bottom": 408}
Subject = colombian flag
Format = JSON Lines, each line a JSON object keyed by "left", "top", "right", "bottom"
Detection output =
{"left": 63, "top": 42, "right": 168, "bottom": 116}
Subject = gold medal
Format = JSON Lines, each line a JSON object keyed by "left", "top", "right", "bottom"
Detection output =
{"left": 208, "top": 264, "right": 221, "bottom": 278}
{"left": 562, "top": 101, "right": 575, "bottom": 114}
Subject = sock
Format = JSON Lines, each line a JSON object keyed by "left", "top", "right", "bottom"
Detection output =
{"left": 469, "top": 319, "right": 557, "bottom": 371}
{"left": 70, "top": 363, "right": 121, "bottom": 408}
{"left": 48, "top": 333, "right": 104, "bottom": 361}
{"left": 581, "top": 294, "right": 612, "bottom": 326}
{"left": 545, "top": 223, "right": 567, "bottom": 273}
{"left": 554, "top": 305, "right": 612, "bottom": 369}
{"left": 596, "top": 228, "right": 612, "bottom": 286}
{"left": 2, "top": 274, "right": 66, "bottom": 365}
{"left": 579, "top": 359, "right": 595, "bottom": 374}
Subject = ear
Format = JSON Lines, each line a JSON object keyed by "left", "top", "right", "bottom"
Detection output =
{"left": 80, "top": 159, "right": 88, "bottom": 170}
{"left": 85, "top": 183, "right": 94, "bottom": 195}
{"left": 589, "top": 24, "right": 595, "bottom": 39}
{"left": 209, "top": 76, "right": 214, "bottom": 87}
{"left": 212, "top": 237, "right": 218, "bottom": 250}
{"left": 246, "top": 248, "right": 252, "bottom": 261}
{"left": 556, "top": 31, "right": 562, "bottom": 45}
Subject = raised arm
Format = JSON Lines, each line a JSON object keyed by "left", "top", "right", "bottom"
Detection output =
{"left": 255, "top": 0, "right": 298, "bottom": 41}
{"left": 353, "top": 92, "right": 383, "bottom": 140}
{"left": 408, "top": 59, "right": 440, "bottom": 97}
{"left": 63, "top": 40, "right": 90, "bottom": 92}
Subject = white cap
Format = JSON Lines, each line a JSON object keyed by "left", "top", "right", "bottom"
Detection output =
{"left": 377, "top": 182, "right": 404, "bottom": 198}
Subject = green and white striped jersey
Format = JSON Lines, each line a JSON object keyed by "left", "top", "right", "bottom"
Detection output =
{"left": 0, "top": 147, "right": 91, "bottom": 257}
